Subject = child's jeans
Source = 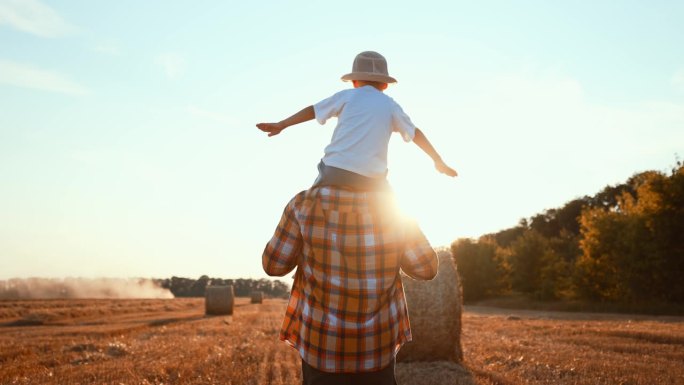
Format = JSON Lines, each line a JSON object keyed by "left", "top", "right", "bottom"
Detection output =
{"left": 311, "top": 161, "right": 390, "bottom": 191}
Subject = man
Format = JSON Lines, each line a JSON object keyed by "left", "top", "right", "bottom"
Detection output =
{"left": 262, "top": 186, "right": 438, "bottom": 385}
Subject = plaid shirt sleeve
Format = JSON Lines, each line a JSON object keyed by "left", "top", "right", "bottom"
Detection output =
{"left": 400, "top": 219, "right": 438, "bottom": 280}
{"left": 262, "top": 192, "right": 304, "bottom": 277}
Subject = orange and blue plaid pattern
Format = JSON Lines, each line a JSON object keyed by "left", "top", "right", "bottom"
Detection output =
{"left": 262, "top": 187, "right": 438, "bottom": 373}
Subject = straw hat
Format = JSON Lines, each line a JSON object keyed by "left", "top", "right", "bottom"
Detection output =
{"left": 341, "top": 51, "right": 397, "bottom": 84}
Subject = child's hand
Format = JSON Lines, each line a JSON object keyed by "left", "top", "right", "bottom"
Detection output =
{"left": 256, "top": 122, "right": 285, "bottom": 137}
{"left": 435, "top": 159, "right": 458, "bottom": 177}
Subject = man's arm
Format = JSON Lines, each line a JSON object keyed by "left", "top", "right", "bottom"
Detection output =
{"left": 256, "top": 105, "right": 315, "bottom": 137}
{"left": 400, "top": 220, "right": 439, "bottom": 280}
{"left": 413, "top": 128, "right": 458, "bottom": 177}
{"left": 262, "top": 195, "right": 304, "bottom": 276}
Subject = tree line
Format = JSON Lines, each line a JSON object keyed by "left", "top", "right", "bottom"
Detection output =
{"left": 0, "top": 277, "right": 291, "bottom": 299}
{"left": 452, "top": 161, "right": 684, "bottom": 304}
{"left": 157, "top": 276, "right": 290, "bottom": 298}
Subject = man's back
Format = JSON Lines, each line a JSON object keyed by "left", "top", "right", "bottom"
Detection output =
{"left": 263, "top": 187, "right": 438, "bottom": 373}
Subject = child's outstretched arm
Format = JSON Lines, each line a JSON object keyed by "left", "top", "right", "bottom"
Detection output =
{"left": 413, "top": 128, "right": 458, "bottom": 177}
{"left": 256, "top": 106, "right": 315, "bottom": 137}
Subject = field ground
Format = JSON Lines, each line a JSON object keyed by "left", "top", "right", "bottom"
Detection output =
{"left": 471, "top": 295, "right": 684, "bottom": 317}
{"left": 1, "top": 298, "right": 683, "bottom": 385}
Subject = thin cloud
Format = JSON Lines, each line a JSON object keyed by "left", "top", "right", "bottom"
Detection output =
{"left": 154, "top": 53, "right": 185, "bottom": 79}
{"left": 0, "top": 59, "right": 88, "bottom": 95}
{"left": 93, "top": 41, "right": 122, "bottom": 56}
{"left": 0, "top": 0, "right": 77, "bottom": 37}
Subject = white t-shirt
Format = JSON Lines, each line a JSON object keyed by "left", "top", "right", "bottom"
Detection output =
{"left": 313, "top": 85, "right": 416, "bottom": 178}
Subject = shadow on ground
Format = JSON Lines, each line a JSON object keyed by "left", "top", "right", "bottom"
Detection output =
{"left": 396, "top": 361, "right": 476, "bottom": 385}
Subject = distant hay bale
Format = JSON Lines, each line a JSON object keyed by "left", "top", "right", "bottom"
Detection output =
{"left": 250, "top": 290, "right": 263, "bottom": 304}
{"left": 205, "top": 285, "right": 234, "bottom": 316}
{"left": 397, "top": 250, "right": 463, "bottom": 363}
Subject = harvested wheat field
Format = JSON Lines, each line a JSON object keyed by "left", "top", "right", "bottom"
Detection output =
{"left": 1, "top": 299, "right": 683, "bottom": 385}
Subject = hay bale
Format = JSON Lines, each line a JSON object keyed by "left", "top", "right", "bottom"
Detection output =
{"left": 250, "top": 290, "right": 263, "bottom": 304}
{"left": 205, "top": 285, "right": 234, "bottom": 315}
{"left": 397, "top": 250, "right": 463, "bottom": 363}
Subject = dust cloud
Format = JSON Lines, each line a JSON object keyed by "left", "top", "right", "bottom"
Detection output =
{"left": 0, "top": 278, "right": 174, "bottom": 299}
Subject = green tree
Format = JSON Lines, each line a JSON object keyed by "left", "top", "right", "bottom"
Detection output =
{"left": 451, "top": 238, "right": 501, "bottom": 301}
{"left": 507, "top": 230, "right": 548, "bottom": 295}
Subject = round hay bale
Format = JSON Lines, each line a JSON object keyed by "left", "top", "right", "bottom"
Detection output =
{"left": 397, "top": 250, "right": 463, "bottom": 363}
{"left": 250, "top": 290, "right": 263, "bottom": 304}
{"left": 205, "top": 285, "right": 234, "bottom": 316}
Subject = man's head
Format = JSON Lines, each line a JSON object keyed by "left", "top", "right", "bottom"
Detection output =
{"left": 341, "top": 51, "right": 397, "bottom": 85}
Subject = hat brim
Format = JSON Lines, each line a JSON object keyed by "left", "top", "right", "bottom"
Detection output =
{"left": 341, "top": 72, "right": 397, "bottom": 84}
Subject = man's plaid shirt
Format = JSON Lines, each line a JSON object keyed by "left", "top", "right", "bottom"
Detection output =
{"left": 262, "top": 187, "right": 438, "bottom": 373}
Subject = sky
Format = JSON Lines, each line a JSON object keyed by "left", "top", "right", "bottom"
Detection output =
{"left": 1, "top": 0, "right": 683, "bottom": 280}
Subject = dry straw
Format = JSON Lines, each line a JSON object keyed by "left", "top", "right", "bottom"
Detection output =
{"left": 397, "top": 249, "right": 463, "bottom": 362}
{"left": 205, "top": 285, "right": 234, "bottom": 315}
{"left": 250, "top": 290, "right": 264, "bottom": 304}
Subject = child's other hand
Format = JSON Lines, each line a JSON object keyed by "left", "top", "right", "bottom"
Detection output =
{"left": 435, "top": 160, "right": 458, "bottom": 177}
{"left": 256, "top": 122, "right": 285, "bottom": 137}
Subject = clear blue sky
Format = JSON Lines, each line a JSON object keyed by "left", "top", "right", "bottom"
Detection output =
{"left": 1, "top": 0, "right": 683, "bottom": 279}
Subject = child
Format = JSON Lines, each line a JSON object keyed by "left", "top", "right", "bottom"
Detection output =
{"left": 256, "top": 51, "right": 457, "bottom": 190}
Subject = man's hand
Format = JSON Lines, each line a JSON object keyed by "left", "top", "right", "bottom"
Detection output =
{"left": 256, "top": 122, "right": 286, "bottom": 137}
{"left": 435, "top": 159, "right": 458, "bottom": 177}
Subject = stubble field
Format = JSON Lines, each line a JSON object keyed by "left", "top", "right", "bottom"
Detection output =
{"left": 1, "top": 298, "right": 682, "bottom": 385}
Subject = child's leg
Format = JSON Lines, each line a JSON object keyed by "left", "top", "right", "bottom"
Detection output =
{"left": 312, "top": 161, "right": 390, "bottom": 191}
